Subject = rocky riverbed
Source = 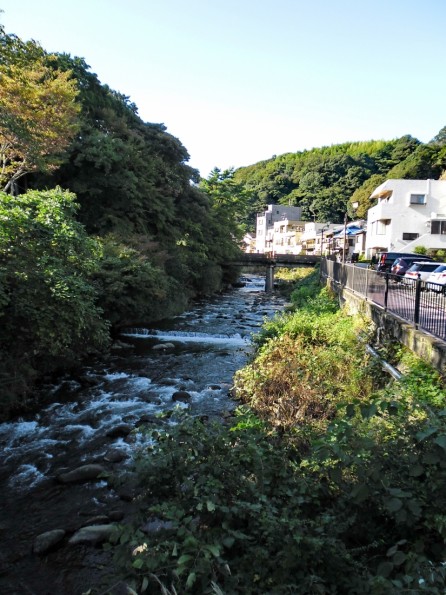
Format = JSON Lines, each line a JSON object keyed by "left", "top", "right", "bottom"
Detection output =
{"left": 0, "top": 275, "right": 287, "bottom": 594}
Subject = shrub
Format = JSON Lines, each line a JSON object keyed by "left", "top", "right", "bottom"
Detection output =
{"left": 0, "top": 188, "right": 109, "bottom": 414}
{"left": 109, "top": 271, "right": 446, "bottom": 594}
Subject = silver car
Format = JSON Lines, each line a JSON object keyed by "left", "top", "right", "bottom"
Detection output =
{"left": 426, "top": 264, "right": 446, "bottom": 293}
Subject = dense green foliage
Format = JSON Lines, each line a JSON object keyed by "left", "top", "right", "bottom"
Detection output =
{"left": 0, "top": 24, "right": 244, "bottom": 413}
{"left": 0, "top": 188, "right": 109, "bottom": 410}
{"left": 109, "top": 272, "right": 446, "bottom": 594}
{"left": 233, "top": 135, "right": 446, "bottom": 226}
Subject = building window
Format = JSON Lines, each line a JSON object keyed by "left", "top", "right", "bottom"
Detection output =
{"left": 410, "top": 193, "right": 426, "bottom": 205}
{"left": 431, "top": 220, "right": 446, "bottom": 235}
{"left": 376, "top": 220, "right": 387, "bottom": 235}
{"left": 402, "top": 232, "right": 419, "bottom": 241}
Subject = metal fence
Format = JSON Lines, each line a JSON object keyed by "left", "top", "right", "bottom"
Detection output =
{"left": 320, "top": 259, "right": 446, "bottom": 342}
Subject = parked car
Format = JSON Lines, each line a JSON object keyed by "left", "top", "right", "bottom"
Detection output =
{"left": 426, "top": 265, "right": 446, "bottom": 293}
{"left": 390, "top": 255, "right": 435, "bottom": 279}
{"left": 403, "top": 261, "right": 446, "bottom": 283}
{"left": 372, "top": 251, "right": 433, "bottom": 274}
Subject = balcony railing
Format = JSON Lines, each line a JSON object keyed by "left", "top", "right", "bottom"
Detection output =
{"left": 320, "top": 259, "right": 446, "bottom": 342}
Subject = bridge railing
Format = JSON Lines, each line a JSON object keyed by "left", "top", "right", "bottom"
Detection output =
{"left": 320, "top": 259, "right": 446, "bottom": 343}
{"left": 226, "top": 253, "right": 320, "bottom": 266}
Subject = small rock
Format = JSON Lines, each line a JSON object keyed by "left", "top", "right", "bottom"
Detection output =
{"left": 152, "top": 342, "right": 175, "bottom": 351}
{"left": 104, "top": 449, "right": 128, "bottom": 463}
{"left": 136, "top": 414, "right": 159, "bottom": 426}
{"left": 106, "top": 424, "right": 133, "bottom": 438}
{"left": 68, "top": 524, "right": 117, "bottom": 546}
{"left": 57, "top": 464, "right": 107, "bottom": 484}
{"left": 111, "top": 340, "right": 134, "bottom": 350}
{"left": 139, "top": 391, "right": 162, "bottom": 404}
{"left": 33, "top": 529, "right": 66, "bottom": 555}
{"left": 77, "top": 375, "right": 101, "bottom": 387}
{"left": 172, "top": 391, "right": 192, "bottom": 403}
{"left": 208, "top": 384, "right": 221, "bottom": 390}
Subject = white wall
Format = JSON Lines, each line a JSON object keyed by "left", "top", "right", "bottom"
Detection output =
{"left": 255, "top": 204, "right": 302, "bottom": 252}
{"left": 365, "top": 179, "right": 446, "bottom": 256}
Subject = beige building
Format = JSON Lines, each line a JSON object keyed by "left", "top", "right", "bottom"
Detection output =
{"left": 255, "top": 204, "right": 303, "bottom": 253}
{"left": 272, "top": 219, "right": 306, "bottom": 254}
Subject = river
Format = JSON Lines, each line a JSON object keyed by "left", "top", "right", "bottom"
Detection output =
{"left": 0, "top": 275, "right": 288, "bottom": 594}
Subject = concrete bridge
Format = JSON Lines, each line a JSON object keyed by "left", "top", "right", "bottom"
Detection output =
{"left": 224, "top": 253, "right": 320, "bottom": 291}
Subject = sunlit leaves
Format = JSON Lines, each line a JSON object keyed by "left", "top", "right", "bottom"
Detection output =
{"left": 0, "top": 26, "right": 80, "bottom": 192}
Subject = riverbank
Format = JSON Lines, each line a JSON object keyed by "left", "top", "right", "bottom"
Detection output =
{"left": 110, "top": 269, "right": 446, "bottom": 594}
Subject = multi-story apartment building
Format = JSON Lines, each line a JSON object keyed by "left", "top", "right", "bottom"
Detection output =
{"left": 365, "top": 179, "right": 446, "bottom": 257}
{"left": 272, "top": 219, "right": 306, "bottom": 254}
{"left": 255, "top": 205, "right": 303, "bottom": 254}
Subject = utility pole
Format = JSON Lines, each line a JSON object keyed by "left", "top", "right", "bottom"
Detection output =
{"left": 342, "top": 212, "right": 348, "bottom": 263}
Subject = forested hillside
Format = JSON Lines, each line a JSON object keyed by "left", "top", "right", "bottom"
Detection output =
{"left": 233, "top": 133, "right": 446, "bottom": 227}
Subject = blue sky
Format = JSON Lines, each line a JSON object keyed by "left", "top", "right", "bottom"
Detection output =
{"left": 1, "top": 0, "right": 445, "bottom": 177}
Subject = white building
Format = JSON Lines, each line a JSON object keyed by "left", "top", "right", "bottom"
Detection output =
{"left": 300, "top": 222, "right": 332, "bottom": 254}
{"left": 301, "top": 221, "right": 366, "bottom": 258}
{"left": 272, "top": 219, "right": 306, "bottom": 254}
{"left": 255, "top": 204, "right": 303, "bottom": 254}
{"left": 365, "top": 179, "right": 446, "bottom": 258}
{"left": 242, "top": 233, "right": 256, "bottom": 253}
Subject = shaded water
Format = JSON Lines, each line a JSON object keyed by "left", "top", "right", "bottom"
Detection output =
{"left": 0, "top": 275, "right": 287, "bottom": 594}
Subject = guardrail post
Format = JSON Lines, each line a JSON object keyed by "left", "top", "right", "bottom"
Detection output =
{"left": 414, "top": 279, "right": 421, "bottom": 327}
{"left": 384, "top": 274, "right": 389, "bottom": 310}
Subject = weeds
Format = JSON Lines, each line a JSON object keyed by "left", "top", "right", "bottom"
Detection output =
{"left": 109, "top": 272, "right": 446, "bottom": 594}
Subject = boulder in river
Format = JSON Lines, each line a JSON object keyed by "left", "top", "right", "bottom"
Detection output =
{"left": 138, "top": 390, "right": 162, "bottom": 404}
{"left": 57, "top": 464, "right": 107, "bottom": 484}
{"left": 111, "top": 340, "right": 134, "bottom": 350}
{"left": 105, "top": 424, "right": 133, "bottom": 438}
{"left": 152, "top": 342, "right": 175, "bottom": 351}
{"left": 172, "top": 390, "right": 192, "bottom": 403}
{"left": 104, "top": 448, "right": 128, "bottom": 463}
{"left": 68, "top": 524, "right": 117, "bottom": 546}
{"left": 33, "top": 529, "right": 66, "bottom": 555}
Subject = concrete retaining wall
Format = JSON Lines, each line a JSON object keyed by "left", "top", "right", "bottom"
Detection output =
{"left": 327, "top": 279, "right": 446, "bottom": 375}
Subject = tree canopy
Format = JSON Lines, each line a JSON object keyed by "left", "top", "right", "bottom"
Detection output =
{"left": 0, "top": 26, "right": 80, "bottom": 193}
